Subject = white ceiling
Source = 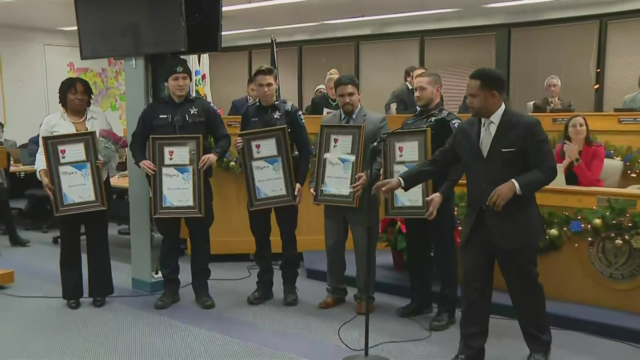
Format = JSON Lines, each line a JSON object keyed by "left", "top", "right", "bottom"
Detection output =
{"left": 0, "top": 0, "right": 639, "bottom": 47}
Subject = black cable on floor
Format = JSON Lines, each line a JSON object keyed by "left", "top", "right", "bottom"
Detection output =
{"left": 337, "top": 313, "right": 432, "bottom": 351}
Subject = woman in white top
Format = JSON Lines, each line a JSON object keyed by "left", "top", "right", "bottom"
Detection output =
{"left": 35, "top": 77, "right": 116, "bottom": 310}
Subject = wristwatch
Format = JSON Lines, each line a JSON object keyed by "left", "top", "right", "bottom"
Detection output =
{"left": 574, "top": 157, "right": 582, "bottom": 166}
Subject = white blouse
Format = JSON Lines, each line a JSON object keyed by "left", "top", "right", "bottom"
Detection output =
{"left": 35, "top": 108, "right": 119, "bottom": 181}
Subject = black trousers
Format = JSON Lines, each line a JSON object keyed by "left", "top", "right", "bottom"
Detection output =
{"left": 155, "top": 180, "right": 214, "bottom": 295}
{"left": 59, "top": 179, "right": 114, "bottom": 300}
{"left": 404, "top": 194, "right": 458, "bottom": 314}
{"left": 458, "top": 211, "right": 552, "bottom": 359}
{"left": 0, "top": 196, "right": 19, "bottom": 240}
{"left": 248, "top": 204, "right": 299, "bottom": 290}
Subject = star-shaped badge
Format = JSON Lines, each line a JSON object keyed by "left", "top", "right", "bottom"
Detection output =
{"left": 273, "top": 111, "right": 281, "bottom": 119}
{"left": 189, "top": 107, "right": 198, "bottom": 115}
{"left": 176, "top": 66, "right": 183, "bottom": 72}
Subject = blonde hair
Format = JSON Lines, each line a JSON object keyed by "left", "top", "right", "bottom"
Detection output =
{"left": 325, "top": 69, "right": 340, "bottom": 85}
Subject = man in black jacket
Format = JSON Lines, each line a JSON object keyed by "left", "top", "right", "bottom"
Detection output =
{"left": 374, "top": 68, "right": 555, "bottom": 360}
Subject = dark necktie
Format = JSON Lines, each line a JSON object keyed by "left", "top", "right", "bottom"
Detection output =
{"left": 343, "top": 116, "right": 353, "bottom": 124}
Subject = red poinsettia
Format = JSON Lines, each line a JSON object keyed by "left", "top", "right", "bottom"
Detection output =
{"left": 99, "top": 129, "right": 128, "bottom": 149}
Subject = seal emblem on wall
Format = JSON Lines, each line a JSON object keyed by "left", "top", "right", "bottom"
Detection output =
{"left": 588, "top": 238, "right": 640, "bottom": 281}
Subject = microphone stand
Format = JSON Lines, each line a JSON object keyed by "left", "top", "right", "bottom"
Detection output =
{"left": 343, "top": 118, "right": 428, "bottom": 360}
{"left": 343, "top": 139, "right": 389, "bottom": 360}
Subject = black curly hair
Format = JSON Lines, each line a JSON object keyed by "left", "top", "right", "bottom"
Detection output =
{"left": 58, "top": 77, "right": 93, "bottom": 110}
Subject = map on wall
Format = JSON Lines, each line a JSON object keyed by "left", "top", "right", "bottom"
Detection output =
{"left": 43, "top": 45, "right": 126, "bottom": 135}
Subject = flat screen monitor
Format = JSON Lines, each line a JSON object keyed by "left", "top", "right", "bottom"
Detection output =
{"left": 74, "top": 0, "right": 187, "bottom": 60}
{"left": 181, "top": 0, "right": 223, "bottom": 54}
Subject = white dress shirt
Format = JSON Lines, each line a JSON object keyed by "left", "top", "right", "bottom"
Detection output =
{"left": 481, "top": 103, "right": 521, "bottom": 195}
{"left": 397, "top": 102, "right": 521, "bottom": 194}
{"left": 35, "top": 108, "right": 119, "bottom": 181}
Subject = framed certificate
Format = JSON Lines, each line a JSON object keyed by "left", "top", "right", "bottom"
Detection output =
{"left": 312, "top": 124, "right": 365, "bottom": 207}
{"left": 149, "top": 135, "right": 204, "bottom": 218}
{"left": 41, "top": 132, "right": 107, "bottom": 216}
{"left": 383, "top": 128, "right": 433, "bottom": 218}
{"left": 238, "top": 125, "right": 296, "bottom": 210}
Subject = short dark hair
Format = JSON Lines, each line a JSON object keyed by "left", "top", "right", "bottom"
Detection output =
{"left": 404, "top": 66, "right": 417, "bottom": 80}
{"left": 468, "top": 68, "right": 506, "bottom": 96}
{"left": 334, "top": 75, "right": 360, "bottom": 92}
{"left": 58, "top": 77, "right": 93, "bottom": 109}
{"left": 252, "top": 65, "right": 278, "bottom": 80}
{"left": 415, "top": 71, "right": 442, "bottom": 86}
{"left": 247, "top": 76, "right": 254, "bottom": 85}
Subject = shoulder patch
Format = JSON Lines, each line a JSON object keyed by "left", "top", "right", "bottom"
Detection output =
{"left": 297, "top": 110, "right": 305, "bottom": 125}
{"left": 450, "top": 119, "right": 462, "bottom": 131}
{"left": 285, "top": 101, "right": 293, "bottom": 112}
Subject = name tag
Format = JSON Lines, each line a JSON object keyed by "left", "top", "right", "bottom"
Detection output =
{"left": 251, "top": 118, "right": 259, "bottom": 121}
{"left": 160, "top": 115, "right": 168, "bottom": 118}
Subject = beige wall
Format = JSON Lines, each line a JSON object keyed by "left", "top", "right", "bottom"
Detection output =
{"left": 510, "top": 22, "right": 599, "bottom": 113}
{"left": 359, "top": 38, "right": 420, "bottom": 114}
{"left": 424, "top": 34, "right": 496, "bottom": 111}
{"left": 209, "top": 51, "right": 249, "bottom": 115}
{"left": 251, "top": 48, "right": 299, "bottom": 107}
{"left": 301, "top": 43, "right": 355, "bottom": 109}
{"left": 603, "top": 18, "right": 640, "bottom": 111}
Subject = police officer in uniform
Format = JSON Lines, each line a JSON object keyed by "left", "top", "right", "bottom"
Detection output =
{"left": 235, "top": 65, "right": 312, "bottom": 306}
{"left": 395, "top": 71, "right": 462, "bottom": 331}
{"left": 130, "top": 57, "right": 231, "bottom": 310}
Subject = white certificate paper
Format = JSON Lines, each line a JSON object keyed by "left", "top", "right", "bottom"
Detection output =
{"left": 393, "top": 164, "right": 423, "bottom": 207}
{"left": 322, "top": 154, "right": 355, "bottom": 196}
{"left": 394, "top": 141, "right": 420, "bottom": 163}
{"left": 58, "top": 143, "right": 87, "bottom": 164}
{"left": 161, "top": 166, "right": 194, "bottom": 207}
{"left": 329, "top": 134, "right": 353, "bottom": 155}
{"left": 59, "top": 163, "right": 96, "bottom": 205}
{"left": 164, "top": 146, "right": 190, "bottom": 165}
{"left": 251, "top": 138, "right": 278, "bottom": 159}
{"left": 252, "top": 157, "right": 287, "bottom": 199}
{"left": 323, "top": 108, "right": 335, "bottom": 115}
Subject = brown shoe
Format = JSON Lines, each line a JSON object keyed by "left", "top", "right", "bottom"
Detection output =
{"left": 356, "top": 300, "right": 375, "bottom": 315}
{"left": 318, "top": 296, "right": 345, "bottom": 309}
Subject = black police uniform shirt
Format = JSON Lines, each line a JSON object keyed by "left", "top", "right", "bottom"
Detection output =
{"left": 385, "top": 83, "right": 417, "bottom": 115}
{"left": 307, "top": 93, "right": 340, "bottom": 116}
{"left": 240, "top": 99, "right": 312, "bottom": 186}
{"left": 402, "top": 98, "right": 463, "bottom": 195}
{"left": 130, "top": 95, "right": 231, "bottom": 176}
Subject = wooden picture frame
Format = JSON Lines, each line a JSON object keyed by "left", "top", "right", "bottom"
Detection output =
{"left": 383, "top": 128, "right": 433, "bottom": 218}
{"left": 149, "top": 135, "right": 205, "bottom": 218}
{"left": 312, "top": 124, "right": 365, "bottom": 207}
{"left": 42, "top": 132, "right": 107, "bottom": 216}
{"left": 239, "top": 125, "right": 296, "bottom": 210}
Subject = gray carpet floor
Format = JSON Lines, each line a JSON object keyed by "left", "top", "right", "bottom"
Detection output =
{"left": 1, "top": 224, "right": 639, "bottom": 360}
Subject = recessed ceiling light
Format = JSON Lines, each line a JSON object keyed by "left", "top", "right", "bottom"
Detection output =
{"left": 58, "top": 26, "right": 78, "bottom": 31}
{"left": 223, "top": 8, "right": 462, "bottom": 35}
{"left": 483, "top": 0, "right": 555, "bottom": 8}
{"left": 223, "top": 0, "right": 306, "bottom": 12}
{"left": 323, "top": 8, "right": 461, "bottom": 24}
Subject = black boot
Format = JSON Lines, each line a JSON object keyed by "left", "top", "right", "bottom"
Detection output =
{"left": 66, "top": 300, "right": 81, "bottom": 310}
{"left": 9, "top": 236, "right": 30, "bottom": 247}
{"left": 396, "top": 301, "right": 433, "bottom": 318}
{"left": 92, "top": 297, "right": 106, "bottom": 308}
{"left": 154, "top": 291, "right": 180, "bottom": 310}
{"left": 429, "top": 312, "right": 456, "bottom": 331}
{"left": 283, "top": 286, "right": 298, "bottom": 306}
{"left": 195, "top": 293, "right": 216, "bottom": 310}
{"left": 247, "top": 288, "right": 274, "bottom": 305}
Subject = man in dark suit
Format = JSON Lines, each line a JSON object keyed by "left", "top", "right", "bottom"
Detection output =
{"left": 227, "top": 77, "right": 257, "bottom": 115}
{"left": 532, "top": 75, "right": 574, "bottom": 113}
{"left": 373, "top": 68, "right": 555, "bottom": 360}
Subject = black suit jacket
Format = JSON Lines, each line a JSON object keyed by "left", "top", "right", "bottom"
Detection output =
{"left": 228, "top": 96, "right": 250, "bottom": 116}
{"left": 400, "top": 106, "right": 557, "bottom": 249}
{"left": 532, "top": 97, "right": 574, "bottom": 113}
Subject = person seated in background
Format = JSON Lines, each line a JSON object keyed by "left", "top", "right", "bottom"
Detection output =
{"left": 27, "top": 134, "right": 39, "bottom": 150}
{"left": 554, "top": 115, "right": 604, "bottom": 187}
{"left": 385, "top": 66, "right": 421, "bottom": 114}
{"left": 622, "top": 75, "right": 640, "bottom": 109}
{"left": 227, "top": 76, "right": 257, "bottom": 116}
{"left": 0, "top": 169, "right": 31, "bottom": 254}
{"left": 533, "top": 75, "right": 574, "bottom": 113}
{"left": 304, "top": 84, "right": 326, "bottom": 114}
{"left": 307, "top": 69, "right": 341, "bottom": 115}
{"left": 0, "top": 123, "right": 17, "bottom": 150}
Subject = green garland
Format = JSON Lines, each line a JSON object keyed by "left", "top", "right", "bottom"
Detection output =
{"left": 454, "top": 192, "right": 640, "bottom": 254}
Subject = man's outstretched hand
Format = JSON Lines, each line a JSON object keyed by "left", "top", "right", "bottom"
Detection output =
{"left": 372, "top": 178, "right": 402, "bottom": 197}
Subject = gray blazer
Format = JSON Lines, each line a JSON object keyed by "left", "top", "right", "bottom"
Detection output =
{"left": 310, "top": 107, "right": 389, "bottom": 208}
{"left": 1, "top": 139, "right": 17, "bottom": 151}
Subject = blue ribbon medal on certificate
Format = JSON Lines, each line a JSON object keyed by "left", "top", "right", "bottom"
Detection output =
{"left": 252, "top": 157, "right": 287, "bottom": 199}
{"left": 59, "top": 162, "right": 96, "bottom": 205}
{"left": 322, "top": 154, "right": 355, "bottom": 196}
{"left": 162, "top": 166, "right": 194, "bottom": 207}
